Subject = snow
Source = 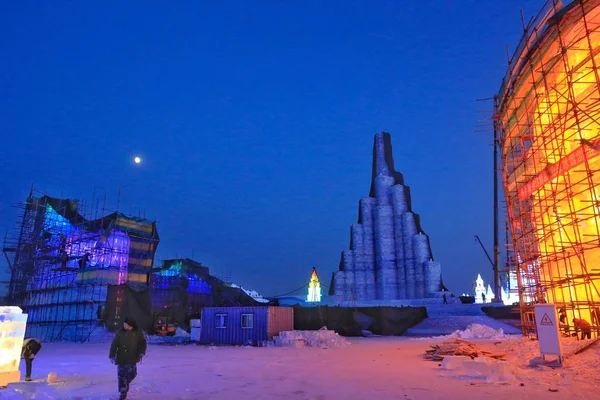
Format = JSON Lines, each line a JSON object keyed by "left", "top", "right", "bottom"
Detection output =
{"left": 146, "top": 329, "right": 190, "bottom": 345}
{"left": 270, "top": 328, "right": 350, "bottom": 348}
{"left": 446, "top": 323, "right": 516, "bottom": 340}
{"left": 443, "top": 357, "right": 516, "bottom": 382}
{"left": 500, "top": 335, "right": 600, "bottom": 383}
{"left": 413, "top": 322, "right": 520, "bottom": 340}
{"left": 430, "top": 335, "right": 600, "bottom": 393}
{"left": 1, "top": 336, "right": 598, "bottom": 399}
{"left": 228, "top": 283, "right": 269, "bottom": 303}
{"left": 405, "top": 305, "right": 522, "bottom": 337}
{"left": 174, "top": 328, "right": 190, "bottom": 338}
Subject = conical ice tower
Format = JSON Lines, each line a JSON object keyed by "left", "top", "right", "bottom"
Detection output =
{"left": 331, "top": 132, "right": 443, "bottom": 302}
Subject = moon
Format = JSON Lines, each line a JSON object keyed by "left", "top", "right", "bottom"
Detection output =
{"left": 134, "top": 156, "right": 141, "bottom": 164}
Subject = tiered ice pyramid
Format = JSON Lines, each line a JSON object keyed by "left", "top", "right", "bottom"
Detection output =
{"left": 331, "top": 132, "right": 443, "bottom": 302}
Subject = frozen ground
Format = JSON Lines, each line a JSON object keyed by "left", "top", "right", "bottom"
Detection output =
{"left": 2, "top": 335, "right": 599, "bottom": 400}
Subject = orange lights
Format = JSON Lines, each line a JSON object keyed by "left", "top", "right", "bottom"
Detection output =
{"left": 498, "top": 0, "right": 600, "bottom": 335}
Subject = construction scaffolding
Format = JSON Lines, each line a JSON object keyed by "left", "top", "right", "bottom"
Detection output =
{"left": 2, "top": 188, "right": 159, "bottom": 342}
{"left": 503, "top": 220, "right": 520, "bottom": 304}
{"left": 497, "top": 0, "right": 600, "bottom": 336}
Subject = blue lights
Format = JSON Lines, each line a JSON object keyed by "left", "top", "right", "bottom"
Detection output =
{"left": 41, "top": 204, "right": 130, "bottom": 270}
{"left": 152, "top": 261, "right": 212, "bottom": 294}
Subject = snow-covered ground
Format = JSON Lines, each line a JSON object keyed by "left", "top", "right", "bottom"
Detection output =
{"left": 2, "top": 335, "right": 599, "bottom": 400}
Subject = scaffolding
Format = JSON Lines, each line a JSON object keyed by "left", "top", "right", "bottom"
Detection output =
{"left": 2, "top": 187, "right": 159, "bottom": 342}
{"left": 497, "top": 0, "right": 600, "bottom": 336}
{"left": 503, "top": 219, "right": 520, "bottom": 304}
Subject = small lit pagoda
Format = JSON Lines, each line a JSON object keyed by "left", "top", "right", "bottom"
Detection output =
{"left": 306, "top": 267, "right": 322, "bottom": 303}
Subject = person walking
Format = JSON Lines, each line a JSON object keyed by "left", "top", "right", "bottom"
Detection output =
{"left": 21, "top": 338, "right": 42, "bottom": 381}
{"left": 109, "top": 317, "right": 147, "bottom": 400}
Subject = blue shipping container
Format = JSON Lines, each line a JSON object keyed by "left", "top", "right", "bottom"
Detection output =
{"left": 200, "top": 306, "right": 293, "bottom": 346}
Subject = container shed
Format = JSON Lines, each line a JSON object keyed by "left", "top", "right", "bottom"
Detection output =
{"left": 199, "top": 306, "right": 293, "bottom": 346}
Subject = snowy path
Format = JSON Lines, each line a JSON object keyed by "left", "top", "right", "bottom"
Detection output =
{"left": 405, "top": 304, "right": 522, "bottom": 337}
{"left": 405, "top": 315, "right": 522, "bottom": 337}
{"left": 2, "top": 337, "right": 598, "bottom": 400}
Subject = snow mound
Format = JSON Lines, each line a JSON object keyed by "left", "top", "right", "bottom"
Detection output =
{"left": 175, "top": 327, "right": 190, "bottom": 337}
{"left": 270, "top": 328, "right": 350, "bottom": 348}
{"left": 147, "top": 328, "right": 190, "bottom": 345}
{"left": 3, "top": 382, "right": 58, "bottom": 399}
{"left": 228, "top": 283, "right": 270, "bottom": 303}
{"left": 448, "top": 323, "right": 511, "bottom": 340}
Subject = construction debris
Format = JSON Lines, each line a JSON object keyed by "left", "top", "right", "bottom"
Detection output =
{"left": 572, "top": 336, "right": 600, "bottom": 356}
{"left": 424, "top": 339, "right": 506, "bottom": 362}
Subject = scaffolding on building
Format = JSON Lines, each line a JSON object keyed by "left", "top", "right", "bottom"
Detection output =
{"left": 497, "top": 0, "right": 600, "bottom": 336}
{"left": 2, "top": 186, "right": 159, "bottom": 342}
{"left": 503, "top": 219, "right": 520, "bottom": 305}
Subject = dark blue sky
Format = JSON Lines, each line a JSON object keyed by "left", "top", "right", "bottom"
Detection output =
{"left": 0, "top": 1, "right": 542, "bottom": 298}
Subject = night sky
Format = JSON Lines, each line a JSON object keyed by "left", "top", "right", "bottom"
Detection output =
{"left": 0, "top": 1, "right": 543, "bottom": 298}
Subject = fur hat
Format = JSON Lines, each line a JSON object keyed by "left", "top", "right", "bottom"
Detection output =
{"left": 124, "top": 317, "right": 138, "bottom": 329}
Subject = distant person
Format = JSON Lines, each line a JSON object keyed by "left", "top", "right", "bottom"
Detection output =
{"left": 58, "top": 235, "right": 69, "bottom": 269}
{"left": 558, "top": 307, "right": 569, "bottom": 335}
{"left": 21, "top": 338, "right": 42, "bottom": 382}
{"left": 442, "top": 292, "right": 448, "bottom": 305}
{"left": 573, "top": 318, "right": 592, "bottom": 340}
{"left": 109, "top": 317, "right": 147, "bottom": 400}
{"left": 78, "top": 252, "right": 91, "bottom": 269}
{"left": 96, "top": 305, "right": 105, "bottom": 326}
{"left": 558, "top": 307, "right": 567, "bottom": 324}
{"left": 481, "top": 293, "right": 486, "bottom": 303}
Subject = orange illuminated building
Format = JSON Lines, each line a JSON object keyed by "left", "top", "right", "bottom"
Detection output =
{"left": 497, "top": 0, "right": 600, "bottom": 335}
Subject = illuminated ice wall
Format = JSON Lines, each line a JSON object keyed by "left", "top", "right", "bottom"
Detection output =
{"left": 152, "top": 260, "right": 212, "bottom": 294}
{"left": 66, "top": 230, "right": 130, "bottom": 269}
{"left": 14, "top": 196, "right": 159, "bottom": 342}
{"left": 40, "top": 204, "right": 130, "bottom": 270}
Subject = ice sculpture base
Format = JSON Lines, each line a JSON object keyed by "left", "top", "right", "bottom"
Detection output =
{"left": 0, "top": 371, "right": 21, "bottom": 387}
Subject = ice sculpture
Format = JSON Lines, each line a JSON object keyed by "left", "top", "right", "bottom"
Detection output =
{"left": 0, "top": 307, "right": 28, "bottom": 386}
{"left": 331, "top": 132, "right": 443, "bottom": 301}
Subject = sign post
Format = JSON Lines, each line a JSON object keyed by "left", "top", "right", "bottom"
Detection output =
{"left": 534, "top": 304, "right": 563, "bottom": 365}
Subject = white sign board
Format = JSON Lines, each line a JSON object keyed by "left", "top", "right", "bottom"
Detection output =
{"left": 534, "top": 304, "right": 562, "bottom": 362}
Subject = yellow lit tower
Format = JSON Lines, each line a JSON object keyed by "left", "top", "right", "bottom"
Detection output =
{"left": 497, "top": 1, "right": 600, "bottom": 334}
{"left": 307, "top": 267, "right": 322, "bottom": 303}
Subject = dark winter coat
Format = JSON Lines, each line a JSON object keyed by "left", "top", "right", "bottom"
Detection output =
{"left": 109, "top": 328, "right": 147, "bottom": 365}
{"left": 21, "top": 338, "right": 42, "bottom": 360}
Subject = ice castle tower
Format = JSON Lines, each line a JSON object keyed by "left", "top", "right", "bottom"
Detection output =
{"left": 330, "top": 132, "right": 443, "bottom": 302}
